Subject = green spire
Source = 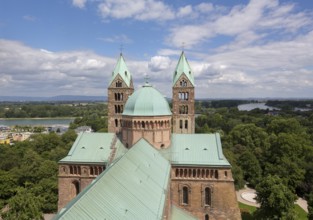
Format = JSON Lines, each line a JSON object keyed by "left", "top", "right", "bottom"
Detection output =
{"left": 110, "top": 53, "right": 132, "bottom": 87}
{"left": 172, "top": 51, "right": 194, "bottom": 86}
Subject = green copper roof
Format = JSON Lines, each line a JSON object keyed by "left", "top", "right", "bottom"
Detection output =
{"left": 171, "top": 205, "right": 198, "bottom": 220}
{"left": 123, "top": 83, "right": 172, "bottom": 116}
{"left": 55, "top": 139, "right": 171, "bottom": 220}
{"left": 161, "top": 133, "right": 231, "bottom": 167}
{"left": 109, "top": 53, "right": 132, "bottom": 87}
{"left": 59, "top": 133, "right": 124, "bottom": 164}
{"left": 172, "top": 51, "right": 194, "bottom": 86}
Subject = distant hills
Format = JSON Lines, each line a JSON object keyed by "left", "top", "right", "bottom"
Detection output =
{"left": 0, "top": 95, "right": 107, "bottom": 102}
{"left": 0, "top": 95, "right": 312, "bottom": 103}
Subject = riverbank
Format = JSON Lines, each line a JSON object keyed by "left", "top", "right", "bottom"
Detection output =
{"left": 0, "top": 118, "right": 75, "bottom": 127}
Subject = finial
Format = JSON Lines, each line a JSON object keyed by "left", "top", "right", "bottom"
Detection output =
{"left": 119, "top": 44, "right": 124, "bottom": 56}
{"left": 144, "top": 74, "right": 150, "bottom": 86}
{"left": 181, "top": 42, "right": 185, "bottom": 52}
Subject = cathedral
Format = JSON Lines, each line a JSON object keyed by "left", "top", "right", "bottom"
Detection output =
{"left": 55, "top": 52, "right": 241, "bottom": 220}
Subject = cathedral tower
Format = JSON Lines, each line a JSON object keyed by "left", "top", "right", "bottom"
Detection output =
{"left": 108, "top": 54, "right": 134, "bottom": 133}
{"left": 172, "top": 51, "right": 195, "bottom": 133}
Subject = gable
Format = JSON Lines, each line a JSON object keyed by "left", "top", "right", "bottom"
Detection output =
{"left": 173, "top": 74, "right": 194, "bottom": 88}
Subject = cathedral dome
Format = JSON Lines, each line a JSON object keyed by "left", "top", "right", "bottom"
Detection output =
{"left": 123, "top": 83, "right": 172, "bottom": 116}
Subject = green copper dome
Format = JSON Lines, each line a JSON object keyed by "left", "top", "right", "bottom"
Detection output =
{"left": 123, "top": 84, "right": 172, "bottom": 116}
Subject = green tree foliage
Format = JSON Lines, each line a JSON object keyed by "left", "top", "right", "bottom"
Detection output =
{"left": 195, "top": 100, "right": 313, "bottom": 199}
{"left": 223, "top": 149, "right": 245, "bottom": 189}
{"left": 69, "top": 114, "right": 107, "bottom": 132}
{"left": 1, "top": 187, "right": 43, "bottom": 220}
{"left": 1, "top": 103, "right": 107, "bottom": 118}
{"left": 238, "top": 150, "right": 262, "bottom": 187}
{"left": 255, "top": 175, "right": 297, "bottom": 220}
{"left": 308, "top": 192, "right": 313, "bottom": 220}
{"left": 0, "top": 130, "right": 77, "bottom": 215}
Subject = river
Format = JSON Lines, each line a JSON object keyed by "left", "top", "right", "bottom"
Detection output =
{"left": 0, "top": 118, "right": 74, "bottom": 127}
{"left": 237, "top": 103, "right": 280, "bottom": 111}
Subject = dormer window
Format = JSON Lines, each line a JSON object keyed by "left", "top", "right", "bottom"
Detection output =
{"left": 125, "top": 71, "right": 127, "bottom": 75}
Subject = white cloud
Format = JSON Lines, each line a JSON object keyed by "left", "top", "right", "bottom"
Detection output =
{"left": 177, "top": 5, "right": 193, "bottom": 18}
{"left": 0, "top": 40, "right": 112, "bottom": 96}
{"left": 148, "top": 56, "right": 171, "bottom": 72}
{"left": 72, "top": 0, "right": 87, "bottom": 9}
{"left": 98, "top": 0, "right": 175, "bottom": 21}
{"left": 167, "top": 0, "right": 311, "bottom": 48}
{"left": 195, "top": 3, "right": 213, "bottom": 13}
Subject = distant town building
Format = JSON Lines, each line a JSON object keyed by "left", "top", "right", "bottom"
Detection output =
{"left": 0, "top": 135, "right": 10, "bottom": 144}
{"left": 74, "top": 126, "right": 92, "bottom": 133}
{"left": 11, "top": 132, "right": 32, "bottom": 142}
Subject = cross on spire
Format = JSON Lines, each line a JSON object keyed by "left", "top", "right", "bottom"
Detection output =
{"left": 144, "top": 74, "right": 150, "bottom": 86}
{"left": 119, "top": 44, "right": 124, "bottom": 55}
{"left": 181, "top": 42, "right": 185, "bottom": 52}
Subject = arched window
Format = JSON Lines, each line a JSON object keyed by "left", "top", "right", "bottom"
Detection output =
{"left": 141, "top": 121, "right": 145, "bottom": 129}
{"left": 181, "top": 80, "right": 187, "bottom": 87}
{"left": 90, "top": 167, "right": 94, "bottom": 175}
{"left": 185, "top": 120, "right": 188, "bottom": 129}
{"left": 116, "top": 81, "right": 122, "bottom": 87}
{"left": 215, "top": 170, "right": 218, "bottom": 179}
{"left": 204, "top": 188, "right": 211, "bottom": 206}
{"left": 115, "top": 119, "right": 118, "bottom": 127}
{"left": 72, "top": 181, "right": 80, "bottom": 197}
{"left": 182, "top": 186, "right": 189, "bottom": 204}
{"left": 205, "top": 214, "right": 209, "bottom": 220}
{"left": 179, "top": 120, "right": 183, "bottom": 129}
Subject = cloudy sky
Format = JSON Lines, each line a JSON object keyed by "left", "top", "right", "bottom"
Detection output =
{"left": 1, "top": 0, "right": 313, "bottom": 98}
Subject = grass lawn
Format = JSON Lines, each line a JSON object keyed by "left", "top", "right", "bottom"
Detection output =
{"left": 239, "top": 202, "right": 308, "bottom": 220}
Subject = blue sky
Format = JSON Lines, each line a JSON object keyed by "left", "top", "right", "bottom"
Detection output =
{"left": 1, "top": 0, "right": 313, "bottom": 98}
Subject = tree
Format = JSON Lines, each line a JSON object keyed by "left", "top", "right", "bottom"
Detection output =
{"left": 1, "top": 187, "right": 43, "bottom": 220}
{"left": 0, "top": 170, "right": 18, "bottom": 207}
{"left": 266, "top": 118, "right": 306, "bottom": 136}
{"left": 223, "top": 149, "right": 245, "bottom": 189}
{"left": 255, "top": 175, "right": 296, "bottom": 220}
{"left": 308, "top": 192, "right": 313, "bottom": 220}
{"left": 238, "top": 150, "right": 262, "bottom": 187}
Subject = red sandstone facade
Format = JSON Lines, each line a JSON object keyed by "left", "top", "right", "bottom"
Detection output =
{"left": 58, "top": 163, "right": 105, "bottom": 210}
{"left": 107, "top": 75, "right": 134, "bottom": 133}
{"left": 172, "top": 75, "right": 195, "bottom": 134}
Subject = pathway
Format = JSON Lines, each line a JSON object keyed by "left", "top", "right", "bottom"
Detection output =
{"left": 236, "top": 186, "right": 308, "bottom": 213}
